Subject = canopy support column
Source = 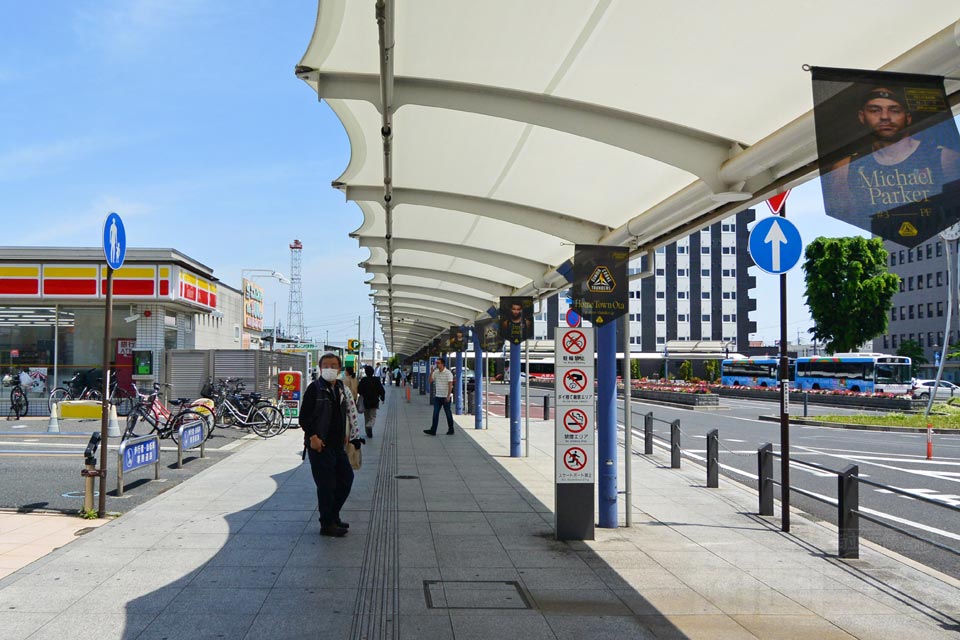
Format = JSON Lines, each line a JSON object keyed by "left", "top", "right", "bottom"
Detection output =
{"left": 597, "top": 321, "right": 618, "bottom": 528}
{"left": 455, "top": 350, "right": 464, "bottom": 415}
{"left": 510, "top": 342, "right": 521, "bottom": 457}
{"left": 473, "top": 331, "right": 484, "bottom": 429}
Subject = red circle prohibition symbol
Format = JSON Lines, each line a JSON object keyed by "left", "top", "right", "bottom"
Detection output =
{"left": 562, "top": 330, "right": 587, "bottom": 355}
{"left": 562, "top": 408, "right": 588, "bottom": 433}
{"left": 563, "top": 447, "right": 588, "bottom": 472}
{"left": 562, "top": 368, "right": 588, "bottom": 393}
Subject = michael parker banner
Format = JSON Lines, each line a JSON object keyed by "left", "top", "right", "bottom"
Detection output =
{"left": 498, "top": 296, "right": 534, "bottom": 345}
{"left": 447, "top": 326, "right": 467, "bottom": 351}
{"left": 572, "top": 245, "right": 629, "bottom": 325}
{"left": 811, "top": 67, "right": 960, "bottom": 247}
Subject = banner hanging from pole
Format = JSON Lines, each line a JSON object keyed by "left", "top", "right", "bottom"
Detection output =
{"left": 571, "top": 245, "right": 629, "bottom": 325}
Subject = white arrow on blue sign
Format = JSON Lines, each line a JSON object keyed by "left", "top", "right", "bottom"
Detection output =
{"left": 748, "top": 216, "right": 803, "bottom": 275}
{"left": 102, "top": 212, "right": 127, "bottom": 270}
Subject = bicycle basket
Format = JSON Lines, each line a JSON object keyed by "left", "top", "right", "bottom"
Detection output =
{"left": 1, "top": 374, "right": 12, "bottom": 387}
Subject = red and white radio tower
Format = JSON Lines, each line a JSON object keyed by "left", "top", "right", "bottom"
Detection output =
{"left": 287, "top": 239, "right": 305, "bottom": 341}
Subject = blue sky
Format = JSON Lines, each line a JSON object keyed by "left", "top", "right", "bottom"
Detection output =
{"left": 1, "top": 1, "right": 880, "bottom": 350}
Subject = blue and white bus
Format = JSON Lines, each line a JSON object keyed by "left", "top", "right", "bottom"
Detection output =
{"left": 720, "top": 358, "right": 793, "bottom": 388}
{"left": 794, "top": 353, "right": 911, "bottom": 394}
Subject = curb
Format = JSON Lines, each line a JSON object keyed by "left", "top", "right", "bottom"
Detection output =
{"left": 758, "top": 414, "right": 959, "bottom": 434}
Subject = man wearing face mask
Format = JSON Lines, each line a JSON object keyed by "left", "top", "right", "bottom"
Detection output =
{"left": 299, "top": 351, "right": 361, "bottom": 537}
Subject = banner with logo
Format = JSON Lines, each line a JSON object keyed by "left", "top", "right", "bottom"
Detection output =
{"left": 498, "top": 297, "right": 534, "bottom": 345}
{"left": 811, "top": 67, "right": 960, "bottom": 247}
{"left": 572, "top": 245, "right": 629, "bottom": 325}
{"left": 476, "top": 317, "right": 501, "bottom": 352}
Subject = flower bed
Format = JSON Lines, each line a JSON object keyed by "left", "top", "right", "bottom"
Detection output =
{"left": 717, "top": 385, "right": 923, "bottom": 411}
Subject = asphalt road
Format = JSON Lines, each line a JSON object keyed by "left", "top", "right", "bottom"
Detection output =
{"left": 0, "top": 418, "right": 289, "bottom": 514}
{"left": 487, "top": 382, "right": 960, "bottom": 580}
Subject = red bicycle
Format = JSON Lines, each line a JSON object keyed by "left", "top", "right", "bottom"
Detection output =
{"left": 123, "top": 382, "right": 213, "bottom": 444}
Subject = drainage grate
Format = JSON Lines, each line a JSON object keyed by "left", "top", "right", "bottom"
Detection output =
{"left": 423, "top": 580, "right": 531, "bottom": 610}
{"left": 394, "top": 475, "right": 418, "bottom": 479}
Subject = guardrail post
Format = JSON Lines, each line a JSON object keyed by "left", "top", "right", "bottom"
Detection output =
{"left": 670, "top": 420, "right": 681, "bottom": 469}
{"left": 838, "top": 464, "right": 859, "bottom": 559}
{"left": 758, "top": 443, "right": 773, "bottom": 516}
{"left": 644, "top": 412, "right": 653, "bottom": 454}
{"left": 543, "top": 395, "right": 550, "bottom": 421}
{"left": 803, "top": 392, "right": 809, "bottom": 417}
{"left": 707, "top": 429, "right": 719, "bottom": 488}
{"left": 505, "top": 393, "right": 510, "bottom": 416}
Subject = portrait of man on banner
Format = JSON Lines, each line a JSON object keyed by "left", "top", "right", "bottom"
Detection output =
{"left": 572, "top": 244, "right": 629, "bottom": 325}
{"left": 812, "top": 67, "right": 960, "bottom": 247}
{"left": 448, "top": 326, "right": 466, "bottom": 351}
{"left": 498, "top": 297, "right": 533, "bottom": 345}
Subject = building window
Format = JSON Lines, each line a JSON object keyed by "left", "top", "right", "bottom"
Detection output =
{"left": 656, "top": 291, "right": 665, "bottom": 299}
{"left": 891, "top": 335, "right": 898, "bottom": 348}
{"left": 937, "top": 301, "right": 944, "bottom": 316}
{"left": 908, "top": 250, "right": 913, "bottom": 263}
{"left": 937, "top": 243, "right": 943, "bottom": 257}
{"left": 891, "top": 307, "right": 897, "bottom": 321}
{"left": 899, "top": 280, "right": 904, "bottom": 292}
{"left": 701, "top": 269, "right": 710, "bottom": 277}
{"left": 656, "top": 247, "right": 666, "bottom": 254}
{"left": 918, "top": 305, "right": 924, "bottom": 319}
{"left": 655, "top": 268, "right": 665, "bottom": 276}
{"left": 701, "top": 292, "right": 710, "bottom": 299}
{"left": 908, "top": 276, "right": 914, "bottom": 291}
{"left": 701, "top": 247, "right": 710, "bottom": 254}
{"left": 919, "top": 334, "right": 925, "bottom": 347}
{"left": 656, "top": 314, "right": 665, "bottom": 322}
{"left": 883, "top": 335, "right": 889, "bottom": 349}
{"left": 926, "top": 243, "right": 932, "bottom": 259}
{"left": 677, "top": 269, "right": 686, "bottom": 277}
{"left": 678, "top": 314, "right": 688, "bottom": 322}
{"left": 678, "top": 291, "right": 688, "bottom": 299}
{"left": 927, "top": 273, "right": 932, "bottom": 288}
{"left": 900, "top": 305, "right": 905, "bottom": 318}
{"left": 928, "top": 302, "right": 934, "bottom": 317}
{"left": 702, "top": 314, "right": 711, "bottom": 322}
{"left": 891, "top": 253, "right": 897, "bottom": 266}
{"left": 928, "top": 331, "right": 935, "bottom": 346}
{"left": 908, "top": 305, "right": 915, "bottom": 319}
{"left": 656, "top": 337, "right": 665, "bottom": 345}
{"left": 937, "top": 271, "right": 943, "bottom": 286}
{"left": 918, "top": 277, "right": 924, "bottom": 290}
{"left": 677, "top": 245, "right": 687, "bottom": 254}
{"left": 899, "top": 250, "right": 905, "bottom": 263}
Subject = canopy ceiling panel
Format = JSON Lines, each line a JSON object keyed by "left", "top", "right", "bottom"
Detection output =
{"left": 298, "top": 0, "right": 960, "bottom": 353}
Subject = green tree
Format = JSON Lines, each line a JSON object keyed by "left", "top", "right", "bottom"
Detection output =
{"left": 704, "top": 359, "right": 720, "bottom": 383}
{"left": 803, "top": 236, "right": 899, "bottom": 354}
{"left": 896, "top": 339, "right": 928, "bottom": 376}
{"left": 386, "top": 354, "right": 400, "bottom": 370}
{"left": 678, "top": 360, "right": 693, "bottom": 381}
{"left": 630, "top": 358, "right": 641, "bottom": 381}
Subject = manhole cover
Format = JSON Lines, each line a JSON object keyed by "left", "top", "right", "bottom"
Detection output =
{"left": 395, "top": 475, "right": 419, "bottom": 479}
{"left": 423, "top": 581, "right": 531, "bottom": 610}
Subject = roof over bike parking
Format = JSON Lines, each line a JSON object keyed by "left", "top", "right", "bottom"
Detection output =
{"left": 296, "top": 1, "right": 960, "bottom": 355}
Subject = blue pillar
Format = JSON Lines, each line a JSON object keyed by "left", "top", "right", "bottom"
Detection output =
{"left": 473, "top": 331, "right": 483, "bottom": 429}
{"left": 597, "top": 320, "right": 618, "bottom": 528}
{"left": 455, "top": 350, "right": 464, "bottom": 414}
{"left": 510, "top": 341, "right": 521, "bottom": 457}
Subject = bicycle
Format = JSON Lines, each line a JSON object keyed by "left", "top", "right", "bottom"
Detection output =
{"left": 3, "top": 371, "right": 30, "bottom": 419}
{"left": 48, "top": 369, "right": 135, "bottom": 416}
{"left": 210, "top": 378, "right": 283, "bottom": 438}
{"left": 123, "top": 382, "right": 210, "bottom": 445}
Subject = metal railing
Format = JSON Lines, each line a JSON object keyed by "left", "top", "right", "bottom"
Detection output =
{"left": 757, "top": 443, "right": 960, "bottom": 560}
{"left": 642, "top": 412, "right": 719, "bottom": 487}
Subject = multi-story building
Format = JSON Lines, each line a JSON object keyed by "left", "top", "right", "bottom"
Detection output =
{"left": 534, "top": 209, "right": 758, "bottom": 364}
{"left": 874, "top": 239, "right": 959, "bottom": 381}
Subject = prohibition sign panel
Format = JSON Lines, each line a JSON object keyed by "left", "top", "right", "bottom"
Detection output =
{"left": 556, "top": 445, "right": 593, "bottom": 483}
{"left": 556, "top": 406, "right": 594, "bottom": 445}
{"left": 562, "top": 330, "right": 587, "bottom": 355}
{"left": 562, "top": 369, "right": 588, "bottom": 394}
{"left": 563, "top": 408, "right": 588, "bottom": 433}
{"left": 563, "top": 447, "right": 587, "bottom": 472}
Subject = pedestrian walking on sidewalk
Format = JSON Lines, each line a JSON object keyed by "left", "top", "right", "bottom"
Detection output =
{"left": 424, "top": 357, "right": 455, "bottom": 436}
{"left": 300, "top": 351, "right": 363, "bottom": 537}
{"left": 343, "top": 366, "right": 359, "bottom": 400}
{"left": 358, "top": 365, "right": 385, "bottom": 439}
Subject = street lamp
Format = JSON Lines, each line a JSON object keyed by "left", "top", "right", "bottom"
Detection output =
{"left": 241, "top": 269, "right": 290, "bottom": 349}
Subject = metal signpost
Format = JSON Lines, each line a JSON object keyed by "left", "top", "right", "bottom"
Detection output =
{"left": 555, "top": 326, "right": 595, "bottom": 540}
{"left": 749, "top": 194, "right": 801, "bottom": 532}
{"left": 177, "top": 419, "right": 207, "bottom": 469}
{"left": 99, "top": 212, "right": 126, "bottom": 517}
{"left": 116, "top": 434, "right": 159, "bottom": 496}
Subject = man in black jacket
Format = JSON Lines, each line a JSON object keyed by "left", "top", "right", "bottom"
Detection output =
{"left": 357, "top": 365, "right": 386, "bottom": 439}
{"left": 299, "top": 351, "right": 355, "bottom": 537}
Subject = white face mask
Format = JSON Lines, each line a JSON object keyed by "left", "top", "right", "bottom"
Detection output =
{"left": 320, "top": 368, "right": 339, "bottom": 383}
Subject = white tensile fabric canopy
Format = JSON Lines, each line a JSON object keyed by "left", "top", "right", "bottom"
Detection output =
{"left": 297, "top": 1, "right": 960, "bottom": 355}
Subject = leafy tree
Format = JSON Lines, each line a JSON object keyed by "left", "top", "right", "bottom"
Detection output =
{"left": 803, "top": 236, "right": 899, "bottom": 354}
{"left": 630, "top": 358, "right": 641, "bottom": 381}
{"left": 678, "top": 360, "right": 693, "bottom": 381}
{"left": 704, "top": 359, "right": 720, "bottom": 383}
{"left": 386, "top": 355, "right": 400, "bottom": 370}
{"left": 896, "top": 339, "right": 927, "bottom": 376}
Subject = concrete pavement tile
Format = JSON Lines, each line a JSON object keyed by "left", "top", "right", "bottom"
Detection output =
{"left": 700, "top": 588, "right": 811, "bottom": 616}
{"left": 496, "top": 535, "right": 569, "bottom": 551}
{"left": 273, "top": 565, "right": 362, "bottom": 589}
{"left": 61, "top": 583, "right": 182, "bottom": 614}
{"left": 190, "top": 564, "right": 282, "bottom": 589}
{"left": 0, "top": 583, "right": 92, "bottom": 612}
{"left": 732, "top": 614, "right": 855, "bottom": 639}
{"left": 543, "top": 614, "right": 658, "bottom": 640}
{"left": 593, "top": 566, "right": 688, "bottom": 591}
{"left": 224, "top": 532, "right": 300, "bottom": 549}
{"left": 435, "top": 539, "right": 513, "bottom": 568}
{"left": 138, "top": 612, "right": 256, "bottom": 640}
{"left": 165, "top": 586, "right": 269, "bottom": 614}
{"left": 505, "top": 547, "right": 589, "bottom": 570}
{"left": 242, "top": 612, "right": 354, "bottom": 640}
{"left": 26, "top": 613, "right": 154, "bottom": 640}
{"left": 743, "top": 567, "right": 848, "bottom": 591}
{"left": 449, "top": 610, "right": 555, "bottom": 640}
{"left": 825, "top": 613, "right": 960, "bottom": 640}
{"left": 247, "top": 509, "right": 314, "bottom": 522}
{"left": 259, "top": 587, "right": 357, "bottom": 615}
{"left": 614, "top": 587, "right": 723, "bottom": 616}
{"left": 206, "top": 545, "right": 294, "bottom": 567}
{"left": 238, "top": 519, "right": 310, "bottom": 536}
{"left": 151, "top": 531, "right": 232, "bottom": 550}
{"left": 399, "top": 614, "right": 455, "bottom": 639}
{"left": 787, "top": 588, "right": 901, "bottom": 616}
{"left": 290, "top": 540, "right": 368, "bottom": 567}
{"left": 516, "top": 567, "right": 607, "bottom": 590}
{"left": 0, "top": 611, "right": 57, "bottom": 640}
{"left": 527, "top": 587, "right": 632, "bottom": 615}
{"left": 640, "top": 614, "right": 755, "bottom": 640}
{"left": 399, "top": 586, "right": 447, "bottom": 615}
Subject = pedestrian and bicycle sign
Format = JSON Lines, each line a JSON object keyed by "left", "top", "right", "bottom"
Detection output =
{"left": 102, "top": 212, "right": 127, "bottom": 271}
{"left": 748, "top": 216, "right": 803, "bottom": 275}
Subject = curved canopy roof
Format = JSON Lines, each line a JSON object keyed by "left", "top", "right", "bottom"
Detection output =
{"left": 297, "top": 1, "right": 960, "bottom": 355}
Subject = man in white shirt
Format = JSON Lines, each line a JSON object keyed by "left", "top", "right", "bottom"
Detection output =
{"left": 424, "top": 358, "right": 455, "bottom": 436}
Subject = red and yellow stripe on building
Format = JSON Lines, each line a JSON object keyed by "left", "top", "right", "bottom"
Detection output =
{"left": 179, "top": 271, "right": 217, "bottom": 310}
{"left": 43, "top": 265, "right": 100, "bottom": 297}
{"left": 100, "top": 266, "right": 156, "bottom": 297}
{"left": 0, "top": 265, "right": 41, "bottom": 297}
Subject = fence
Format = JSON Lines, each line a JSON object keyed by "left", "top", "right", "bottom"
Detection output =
{"left": 165, "top": 349, "right": 308, "bottom": 400}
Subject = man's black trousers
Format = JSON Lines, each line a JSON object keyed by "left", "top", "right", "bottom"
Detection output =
{"left": 307, "top": 446, "right": 354, "bottom": 528}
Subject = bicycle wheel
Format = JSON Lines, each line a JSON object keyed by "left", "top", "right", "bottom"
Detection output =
{"left": 192, "top": 405, "right": 216, "bottom": 440}
{"left": 112, "top": 388, "right": 134, "bottom": 416}
{"left": 48, "top": 387, "right": 71, "bottom": 412}
{"left": 10, "top": 387, "right": 28, "bottom": 419}
{"left": 248, "top": 405, "right": 282, "bottom": 438}
{"left": 169, "top": 410, "right": 208, "bottom": 446}
{"left": 83, "top": 389, "right": 102, "bottom": 402}
{"left": 259, "top": 402, "right": 288, "bottom": 436}
{"left": 124, "top": 409, "right": 154, "bottom": 440}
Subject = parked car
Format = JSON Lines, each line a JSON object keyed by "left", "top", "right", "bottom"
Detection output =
{"left": 910, "top": 379, "right": 959, "bottom": 400}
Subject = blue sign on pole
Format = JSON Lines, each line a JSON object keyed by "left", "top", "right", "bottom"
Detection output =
{"left": 102, "top": 212, "right": 127, "bottom": 270}
{"left": 180, "top": 421, "right": 204, "bottom": 450}
{"left": 748, "top": 216, "right": 803, "bottom": 275}
{"left": 121, "top": 437, "right": 158, "bottom": 472}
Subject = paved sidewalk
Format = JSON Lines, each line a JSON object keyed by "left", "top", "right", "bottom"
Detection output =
{"left": 0, "top": 385, "right": 957, "bottom": 639}
{"left": 0, "top": 512, "right": 108, "bottom": 580}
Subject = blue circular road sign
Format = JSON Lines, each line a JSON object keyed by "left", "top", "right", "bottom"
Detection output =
{"left": 102, "top": 212, "right": 127, "bottom": 270}
{"left": 748, "top": 216, "right": 803, "bottom": 275}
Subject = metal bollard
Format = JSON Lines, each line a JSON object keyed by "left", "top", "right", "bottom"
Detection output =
{"left": 670, "top": 420, "right": 681, "bottom": 469}
{"left": 706, "top": 429, "right": 719, "bottom": 488}
{"left": 758, "top": 443, "right": 774, "bottom": 516}
{"left": 838, "top": 465, "right": 860, "bottom": 559}
{"left": 543, "top": 395, "right": 550, "bottom": 421}
{"left": 803, "top": 391, "right": 809, "bottom": 417}
{"left": 505, "top": 393, "right": 510, "bottom": 415}
{"left": 644, "top": 412, "right": 653, "bottom": 455}
{"left": 467, "top": 391, "right": 474, "bottom": 414}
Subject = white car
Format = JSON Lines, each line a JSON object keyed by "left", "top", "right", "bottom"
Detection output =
{"left": 911, "top": 379, "right": 959, "bottom": 400}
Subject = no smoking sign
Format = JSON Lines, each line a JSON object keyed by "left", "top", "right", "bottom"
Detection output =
{"left": 557, "top": 406, "right": 594, "bottom": 445}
